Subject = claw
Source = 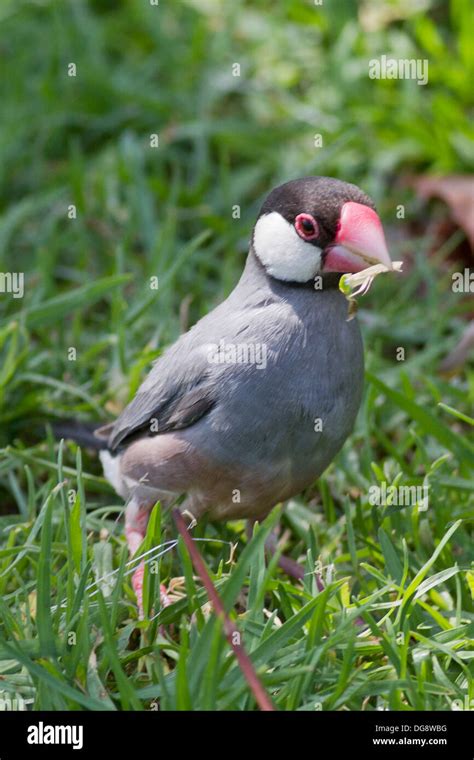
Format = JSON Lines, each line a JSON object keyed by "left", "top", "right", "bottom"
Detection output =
{"left": 132, "top": 562, "right": 171, "bottom": 619}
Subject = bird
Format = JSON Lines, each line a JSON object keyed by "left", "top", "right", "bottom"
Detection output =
{"left": 60, "top": 176, "right": 393, "bottom": 613}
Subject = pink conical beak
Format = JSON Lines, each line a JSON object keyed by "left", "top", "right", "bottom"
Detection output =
{"left": 323, "top": 202, "right": 392, "bottom": 273}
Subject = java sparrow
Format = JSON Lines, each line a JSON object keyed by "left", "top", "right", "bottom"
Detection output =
{"left": 93, "top": 176, "right": 392, "bottom": 609}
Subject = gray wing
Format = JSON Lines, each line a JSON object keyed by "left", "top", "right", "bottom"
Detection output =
{"left": 104, "top": 333, "right": 218, "bottom": 451}
{"left": 100, "top": 273, "right": 287, "bottom": 452}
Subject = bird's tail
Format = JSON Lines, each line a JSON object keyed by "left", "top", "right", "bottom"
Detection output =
{"left": 51, "top": 420, "right": 111, "bottom": 450}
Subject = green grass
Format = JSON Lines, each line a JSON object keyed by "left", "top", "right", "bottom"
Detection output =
{"left": 0, "top": 0, "right": 472, "bottom": 711}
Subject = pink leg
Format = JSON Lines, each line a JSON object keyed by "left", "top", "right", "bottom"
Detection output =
{"left": 125, "top": 499, "right": 170, "bottom": 618}
{"left": 247, "top": 520, "right": 321, "bottom": 586}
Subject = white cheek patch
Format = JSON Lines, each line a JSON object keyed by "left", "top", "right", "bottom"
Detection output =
{"left": 253, "top": 212, "right": 322, "bottom": 282}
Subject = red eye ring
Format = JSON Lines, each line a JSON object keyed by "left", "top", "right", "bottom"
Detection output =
{"left": 295, "top": 213, "right": 319, "bottom": 241}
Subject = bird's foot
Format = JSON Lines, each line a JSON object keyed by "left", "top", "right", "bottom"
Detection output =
{"left": 132, "top": 562, "right": 171, "bottom": 619}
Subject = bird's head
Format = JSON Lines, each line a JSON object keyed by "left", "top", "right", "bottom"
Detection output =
{"left": 252, "top": 176, "right": 392, "bottom": 283}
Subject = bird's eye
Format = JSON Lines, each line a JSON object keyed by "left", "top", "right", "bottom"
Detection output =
{"left": 295, "top": 213, "right": 319, "bottom": 241}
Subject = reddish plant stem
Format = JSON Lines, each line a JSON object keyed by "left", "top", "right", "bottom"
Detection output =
{"left": 173, "top": 509, "right": 275, "bottom": 712}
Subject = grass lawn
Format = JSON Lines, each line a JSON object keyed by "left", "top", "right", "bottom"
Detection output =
{"left": 0, "top": 0, "right": 472, "bottom": 711}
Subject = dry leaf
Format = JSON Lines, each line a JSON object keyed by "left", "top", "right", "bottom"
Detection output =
{"left": 413, "top": 175, "right": 474, "bottom": 250}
